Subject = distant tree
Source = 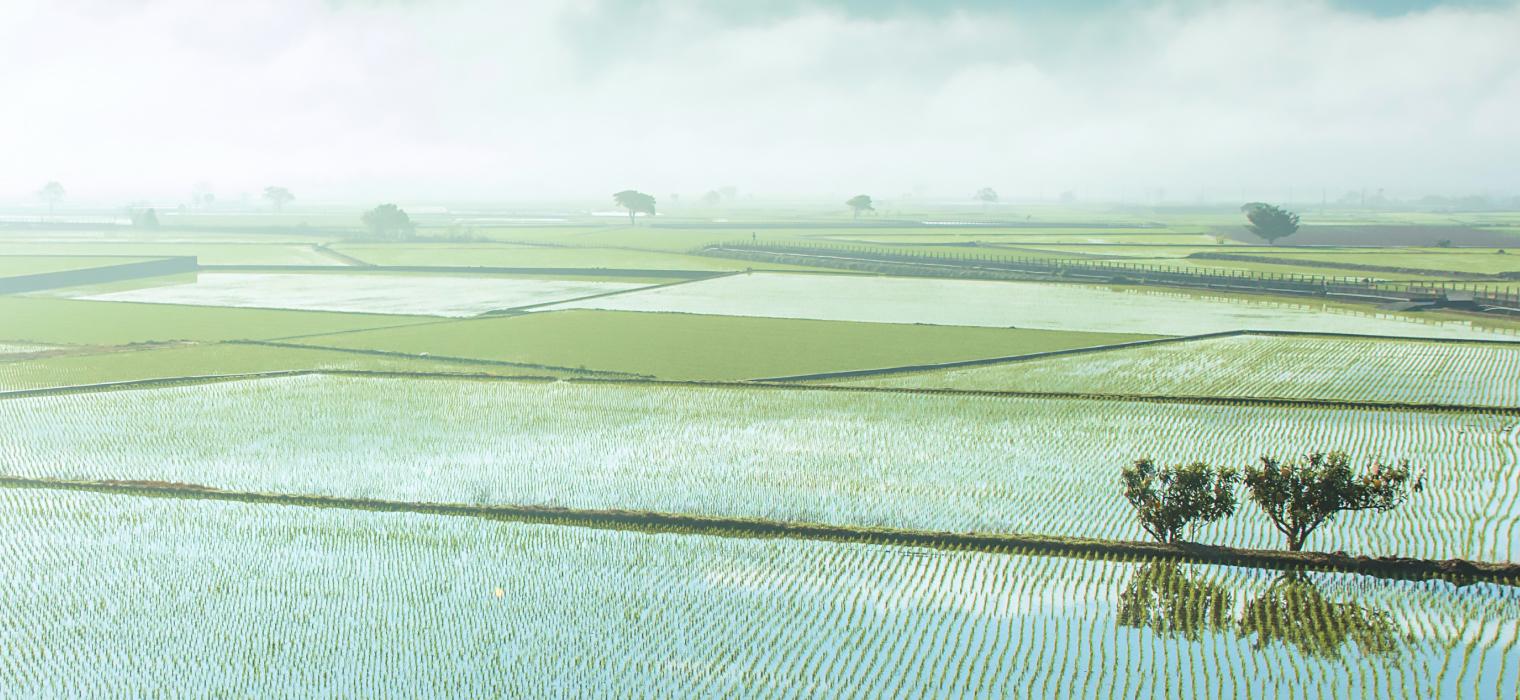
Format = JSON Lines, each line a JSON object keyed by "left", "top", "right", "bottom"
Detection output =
{"left": 1241, "top": 202, "right": 1300, "bottom": 244}
{"left": 613, "top": 190, "right": 656, "bottom": 225}
{"left": 130, "top": 208, "right": 159, "bottom": 228}
{"left": 38, "top": 181, "right": 65, "bottom": 216}
{"left": 701, "top": 190, "right": 723, "bottom": 207}
{"left": 719, "top": 185, "right": 738, "bottom": 201}
{"left": 191, "top": 182, "right": 216, "bottom": 209}
{"left": 1121, "top": 458, "right": 1239, "bottom": 544}
{"left": 361, "top": 203, "right": 414, "bottom": 240}
{"left": 263, "top": 186, "right": 295, "bottom": 211}
{"left": 1243, "top": 451, "right": 1419, "bottom": 552}
{"left": 845, "top": 194, "right": 874, "bottom": 219}
{"left": 975, "top": 187, "right": 999, "bottom": 206}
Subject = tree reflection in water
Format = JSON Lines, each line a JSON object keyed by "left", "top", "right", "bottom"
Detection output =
{"left": 1116, "top": 562, "right": 1234, "bottom": 640}
{"left": 1118, "top": 563, "right": 1405, "bottom": 661}
{"left": 1237, "top": 573, "right": 1403, "bottom": 661}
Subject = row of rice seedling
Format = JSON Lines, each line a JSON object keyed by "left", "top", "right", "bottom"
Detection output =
{"left": 851, "top": 334, "right": 1520, "bottom": 408}
{"left": 2, "top": 375, "right": 1516, "bottom": 561}
{"left": 0, "top": 488, "right": 1514, "bottom": 697}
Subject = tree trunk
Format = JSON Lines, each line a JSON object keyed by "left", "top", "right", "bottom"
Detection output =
{"left": 628, "top": 210, "right": 635, "bottom": 226}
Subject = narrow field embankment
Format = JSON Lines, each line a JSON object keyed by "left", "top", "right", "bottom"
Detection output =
{"left": 4, "top": 366, "right": 1518, "bottom": 416}
{"left": 3, "top": 475, "right": 1516, "bottom": 585}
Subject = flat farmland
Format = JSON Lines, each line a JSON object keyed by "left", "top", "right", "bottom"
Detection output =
{"left": 0, "top": 255, "right": 161, "bottom": 277}
{"left": 0, "top": 241, "right": 345, "bottom": 266}
{"left": 843, "top": 334, "right": 1520, "bottom": 407}
{"left": 543, "top": 272, "right": 1520, "bottom": 340}
{"left": 294, "top": 309, "right": 1158, "bottom": 380}
{"left": 0, "top": 296, "right": 423, "bottom": 345}
{"left": 4, "top": 375, "right": 1517, "bottom": 561}
{"left": 0, "top": 343, "right": 584, "bottom": 392}
{"left": 75, "top": 272, "right": 653, "bottom": 317}
{"left": 328, "top": 243, "right": 809, "bottom": 271}
{"left": 3, "top": 488, "right": 1513, "bottom": 697}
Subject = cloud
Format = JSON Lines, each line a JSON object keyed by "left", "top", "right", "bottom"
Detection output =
{"left": 2, "top": 0, "right": 1517, "bottom": 204}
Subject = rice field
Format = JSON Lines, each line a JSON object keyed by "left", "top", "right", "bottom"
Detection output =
{"left": 76, "top": 272, "right": 652, "bottom": 317}
{"left": 3, "top": 375, "right": 1516, "bottom": 561}
{"left": 845, "top": 334, "right": 1520, "bottom": 408}
{"left": 543, "top": 272, "right": 1520, "bottom": 340}
{"left": 292, "top": 309, "right": 1158, "bottom": 380}
{"left": 0, "top": 487, "right": 1514, "bottom": 698}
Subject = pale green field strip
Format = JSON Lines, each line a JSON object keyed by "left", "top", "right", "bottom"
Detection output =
{"left": 1220, "top": 250, "right": 1520, "bottom": 276}
{"left": 72, "top": 272, "right": 655, "bottom": 318}
{"left": 845, "top": 334, "right": 1520, "bottom": 408}
{"left": 4, "top": 374, "right": 1518, "bottom": 561}
{"left": 1, "top": 488, "right": 1514, "bottom": 697}
{"left": 292, "top": 310, "right": 1159, "bottom": 380}
{"left": 0, "top": 242, "right": 343, "bottom": 265}
{"left": 0, "top": 296, "right": 426, "bottom": 345}
{"left": 544, "top": 271, "right": 1520, "bottom": 340}
{"left": 0, "top": 342, "right": 58, "bottom": 356}
{"left": 0, "top": 255, "right": 161, "bottom": 277}
{"left": 0, "top": 343, "right": 589, "bottom": 392}
{"left": 327, "top": 243, "right": 816, "bottom": 272}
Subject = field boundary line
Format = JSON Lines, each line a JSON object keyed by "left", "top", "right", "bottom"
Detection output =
{"left": 228, "top": 339, "right": 651, "bottom": 379}
{"left": 309, "top": 244, "right": 373, "bottom": 267}
{"left": 3, "top": 475, "right": 1514, "bottom": 585}
{"left": 5, "top": 366, "right": 1518, "bottom": 415}
{"left": 490, "top": 270, "right": 742, "bottom": 314}
{"left": 754, "top": 331, "right": 1238, "bottom": 382}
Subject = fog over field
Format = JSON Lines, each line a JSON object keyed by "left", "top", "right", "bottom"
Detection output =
{"left": 4, "top": 0, "right": 1519, "bottom": 202}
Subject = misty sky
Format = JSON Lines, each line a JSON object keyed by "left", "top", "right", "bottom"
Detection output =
{"left": 4, "top": 0, "right": 1518, "bottom": 204}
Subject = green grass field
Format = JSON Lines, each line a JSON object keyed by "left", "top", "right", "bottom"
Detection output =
{"left": 0, "top": 342, "right": 586, "bottom": 392}
{"left": 0, "top": 255, "right": 161, "bottom": 277}
{"left": 291, "top": 309, "right": 1157, "bottom": 380}
{"left": 1215, "top": 249, "right": 1520, "bottom": 276}
{"left": 0, "top": 296, "right": 427, "bottom": 345}
{"left": 0, "top": 242, "right": 344, "bottom": 265}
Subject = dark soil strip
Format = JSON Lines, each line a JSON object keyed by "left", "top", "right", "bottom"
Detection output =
{"left": 2, "top": 475, "right": 1514, "bottom": 586}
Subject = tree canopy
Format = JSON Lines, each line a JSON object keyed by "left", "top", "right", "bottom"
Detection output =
{"left": 1241, "top": 202, "right": 1300, "bottom": 244}
{"left": 845, "top": 194, "right": 874, "bottom": 218}
{"left": 263, "top": 186, "right": 295, "bottom": 211}
{"left": 975, "top": 187, "right": 999, "bottom": 204}
{"left": 1121, "top": 458, "right": 1239, "bottom": 544}
{"left": 130, "top": 208, "right": 159, "bottom": 228}
{"left": 613, "top": 190, "right": 656, "bottom": 225}
{"left": 1243, "top": 451, "right": 1418, "bottom": 552}
{"left": 361, "top": 203, "right": 414, "bottom": 240}
{"left": 38, "top": 181, "right": 65, "bottom": 214}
